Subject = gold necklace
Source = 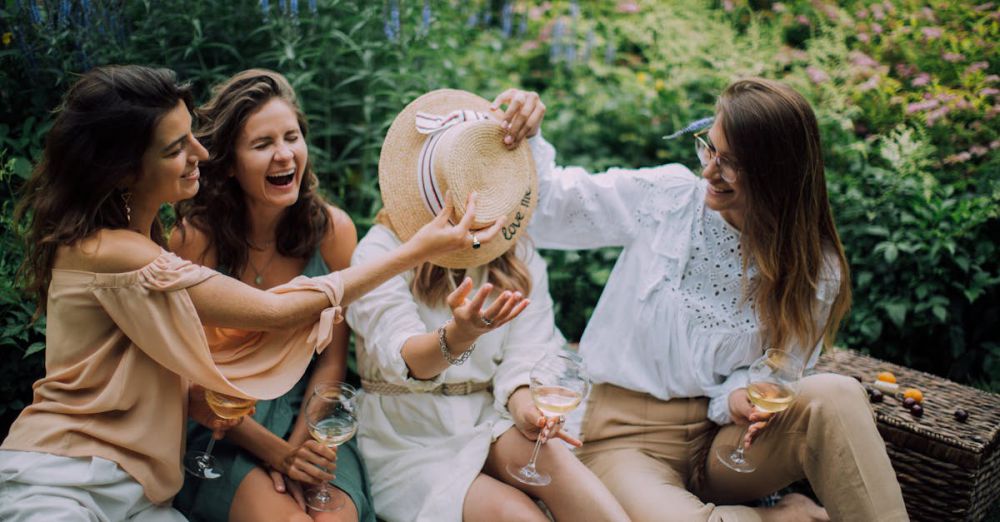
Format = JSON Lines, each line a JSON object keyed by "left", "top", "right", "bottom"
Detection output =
{"left": 247, "top": 247, "right": 278, "bottom": 286}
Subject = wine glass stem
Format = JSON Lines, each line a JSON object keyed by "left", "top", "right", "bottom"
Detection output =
{"left": 524, "top": 421, "right": 550, "bottom": 472}
{"left": 732, "top": 424, "right": 750, "bottom": 461}
{"left": 203, "top": 437, "right": 217, "bottom": 460}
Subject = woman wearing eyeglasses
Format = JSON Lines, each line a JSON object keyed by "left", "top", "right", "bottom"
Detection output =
{"left": 491, "top": 79, "right": 907, "bottom": 521}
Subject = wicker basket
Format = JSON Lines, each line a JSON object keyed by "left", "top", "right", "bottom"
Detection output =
{"left": 815, "top": 349, "right": 1000, "bottom": 521}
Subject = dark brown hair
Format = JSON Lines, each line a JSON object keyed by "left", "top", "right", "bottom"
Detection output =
{"left": 718, "top": 78, "right": 852, "bottom": 355}
{"left": 16, "top": 65, "right": 193, "bottom": 312}
{"left": 174, "top": 69, "right": 330, "bottom": 275}
{"left": 375, "top": 210, "right": 533, "bottom": 305}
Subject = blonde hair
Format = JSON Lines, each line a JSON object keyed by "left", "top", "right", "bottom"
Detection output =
{"left": 375, "top": 210, "right": 533, "bottom": 305}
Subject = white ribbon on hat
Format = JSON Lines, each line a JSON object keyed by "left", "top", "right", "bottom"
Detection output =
{"left": 414, "top": 110, "right": 491, "bottom": 218}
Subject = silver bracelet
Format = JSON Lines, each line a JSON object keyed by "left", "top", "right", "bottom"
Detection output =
{"left": 439, "top": 320, "right": 476, "bottom": 366}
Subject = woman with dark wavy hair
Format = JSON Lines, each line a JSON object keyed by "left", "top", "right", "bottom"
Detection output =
{"left": 493, "top": 79, "right": 908, "bottom": 521}
{"left": 0, "top": 65, "right": 490, "bottom": 522}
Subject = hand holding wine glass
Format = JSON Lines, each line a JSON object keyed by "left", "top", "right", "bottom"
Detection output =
{"left": 304, "top": 382, "right": 358, "bottom": 512}
{"left": 184, "top": 388, "right": 257, "bottom": 480}
{"left": 507, "top": 349, "right": 590, "bottom": 486}
{"left": 716, "top": 348, "right": 805, "bottom": 473}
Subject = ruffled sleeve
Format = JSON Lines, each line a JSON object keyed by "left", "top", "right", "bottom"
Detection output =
{"left": 527, "top": 134, "right": 701, "bottom": 251}
{"left": 491, "top": 246, "right": 566, "bottom": 415}
{"left": 346, "top": 225, "right": 446, "bottom": 388}
{"left": 706, "top": 368, "right": 748, "bottom": 425}
{"left": 90, "top": 251, "right": 342, "bottom": 400}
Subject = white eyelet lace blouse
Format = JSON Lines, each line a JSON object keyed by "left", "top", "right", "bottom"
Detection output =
{"left": 526, "top": 134, "right": 841, "bottom": 427}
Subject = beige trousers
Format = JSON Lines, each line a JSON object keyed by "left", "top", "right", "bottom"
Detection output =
{"left": 575, "top": 374, "right": 908, "bottom": 522}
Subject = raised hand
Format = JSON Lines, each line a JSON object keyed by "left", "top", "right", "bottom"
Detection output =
{"left": 491, "top": 89, "right": 547, "bottom": 149}
{"left": 445, "top": 277, "right": 530, "bottom": 345}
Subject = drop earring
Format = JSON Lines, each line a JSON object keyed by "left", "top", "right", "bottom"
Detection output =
{"left": 122, "top": 191, "right": 132, "bottom": 224}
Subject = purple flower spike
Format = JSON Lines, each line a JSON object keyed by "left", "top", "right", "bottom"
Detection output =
{"left": 501, "top": 1, "right": 513, "bottom": 38}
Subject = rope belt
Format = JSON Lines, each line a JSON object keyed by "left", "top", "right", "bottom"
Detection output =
{"left": 361, "top": 379, "right": 492, "bottom": 396}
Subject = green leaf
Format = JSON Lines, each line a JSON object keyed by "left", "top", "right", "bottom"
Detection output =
{"left": 932, "top": 306, "right": 947, "bottom": 323}
{"left": 864, "top": 225, "right": 890, "bottom": 237}
{"left": 23, "top": 341, "right": 45, "bottom": 358}
{"left": 884, "top": 243, "right": 898, "bottom": 263}
{"left": 12, "top": 156, "right": 31, "bottom": 179}
{"left": 883, "top": 302, "right": 908, "bottom": 329}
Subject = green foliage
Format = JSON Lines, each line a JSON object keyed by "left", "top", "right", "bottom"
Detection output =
{"left": 0, "top": 0, "right": 997, "bottom": 432}
{"left": 0, "top": 155, "right": 45, "bottom": 433}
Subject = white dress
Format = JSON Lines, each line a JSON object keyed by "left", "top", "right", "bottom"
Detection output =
{"left": 346, "top": 225, "right": 565, "bottom": 522}
{"left": 524, "top": 134, "right": 840, "bottom": 430}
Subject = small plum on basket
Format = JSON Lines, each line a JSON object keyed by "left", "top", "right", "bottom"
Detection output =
{"left": 902, "top": 397, "right": 917, "bottom": 409}
{"left": 868, "top": 389, "right": 884, "bottom": 403}
{"left": 910, "top": 404, "right": 924, "bottom": 417}
{"left": 954, "top": 409, "right": 969, "bottom": 423}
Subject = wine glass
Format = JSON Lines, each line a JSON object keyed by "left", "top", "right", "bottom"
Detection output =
{"left": 304, "top": 382, "right": 359, "bottom": 512}
{"left": 184, "top": 389, "right": 257, "bottom": 480}
{"left": 716, "top": 348, "right": 805, "bottom": 473}
{"left": 507, "top": 349, "right": 591, "bottom": 486}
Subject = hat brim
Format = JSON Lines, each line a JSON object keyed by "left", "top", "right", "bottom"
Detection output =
{"left": 378, "top": 89, "right": 538, "bottom": 269}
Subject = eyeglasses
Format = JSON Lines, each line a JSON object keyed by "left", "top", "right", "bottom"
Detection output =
{"left": 694, "top": 130, "right": 739, "bottom": 184}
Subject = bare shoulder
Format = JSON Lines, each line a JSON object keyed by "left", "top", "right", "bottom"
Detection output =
{"left": 320, "top": 205, "right": 358, "bottom": 271}
{"left": 55, "top": 229, "right": 163, "bottom": 273}
{"left": 168, "top": 218, "right": 218, "bottom": 267}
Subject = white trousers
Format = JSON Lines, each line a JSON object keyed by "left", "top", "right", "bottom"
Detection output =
{"left": 0, "top": 450, "right": 187, "bottom": 522}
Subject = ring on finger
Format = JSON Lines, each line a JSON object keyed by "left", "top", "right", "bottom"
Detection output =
{"left": 471, "top": 233, "right": 481, "bottom": 250}
{"left": 481, "top": 314, "right": 494, "bottom": 327}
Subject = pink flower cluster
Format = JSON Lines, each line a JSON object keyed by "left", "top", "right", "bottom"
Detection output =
{"left": 943, "top": 142, "right": 996, "bottom": 165}
{"left": 807, "top": 66, "right": 830, "bottom": 84}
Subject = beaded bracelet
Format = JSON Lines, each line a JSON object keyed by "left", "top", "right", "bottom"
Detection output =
{"left": 438, "top": 320, "right": 476, "bottom": 366}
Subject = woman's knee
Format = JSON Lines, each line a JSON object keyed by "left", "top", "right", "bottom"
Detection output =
{"left": 798, "top": 373, "right": 867, "bottom": 413}
{"left": 538, "top": 441, "right": 583, "bottom": 473}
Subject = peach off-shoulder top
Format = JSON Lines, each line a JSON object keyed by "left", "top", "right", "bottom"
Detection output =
{"left": 1, "top": 251, "right": 343, "bottom": 504}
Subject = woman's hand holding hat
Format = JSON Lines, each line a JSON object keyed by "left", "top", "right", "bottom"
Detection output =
{"left": 491, "top": 89, "right": 546, "bottom": 149}
{"left": 406, "top": 191, "right": 506, "bottom": 260}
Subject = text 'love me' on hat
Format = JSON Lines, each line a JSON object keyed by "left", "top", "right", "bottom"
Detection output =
{"left": 378, "top": 89, "right": 538, "bottom": 269}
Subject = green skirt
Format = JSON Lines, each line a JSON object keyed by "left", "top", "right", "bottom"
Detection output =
{"left": 173, "top": 378, "right": 375, "bottom": 521}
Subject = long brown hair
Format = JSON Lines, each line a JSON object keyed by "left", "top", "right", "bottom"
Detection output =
{"left": 16, "top": 65, "right": 193, "bottom": 313}
{"left": 718, "top": 78, "right": 851, "bottom": 355}
{"left": 375, "top": 210, "right": 533, "bottom": 305}
{"left": 174, "top": 69, "right": 330, "bottom": 275}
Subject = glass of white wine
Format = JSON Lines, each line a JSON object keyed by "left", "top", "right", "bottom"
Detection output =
{"left": 184, "top": 389, "right": 257, "bottom": 480}
{"left": 716, "top": 348, "right": 805, "bottom": 473}
{"left": 507, "top": 349, "right": 590, "bottom": 486}
{"left": 304, "top": 382, "right": 359, "bottom": 512}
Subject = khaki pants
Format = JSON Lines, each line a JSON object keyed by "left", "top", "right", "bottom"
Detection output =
{"left": 575, "top": 374, "right": 908, "bottom": 522}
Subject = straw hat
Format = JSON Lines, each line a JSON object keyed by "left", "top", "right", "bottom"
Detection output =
{"left": 379, "top": 89, "right": 538, "bottom": 269}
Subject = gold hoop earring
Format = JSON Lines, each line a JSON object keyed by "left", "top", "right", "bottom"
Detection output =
{"left": 122, "top": 191, "right": 132, "bottom": 224}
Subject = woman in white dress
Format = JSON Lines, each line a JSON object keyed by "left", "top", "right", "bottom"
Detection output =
{"left": 346, "top": 90, "right": 628, "bottom": 522}
{"left": 491, "top": 80, "right": 908, "bottom": 521}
